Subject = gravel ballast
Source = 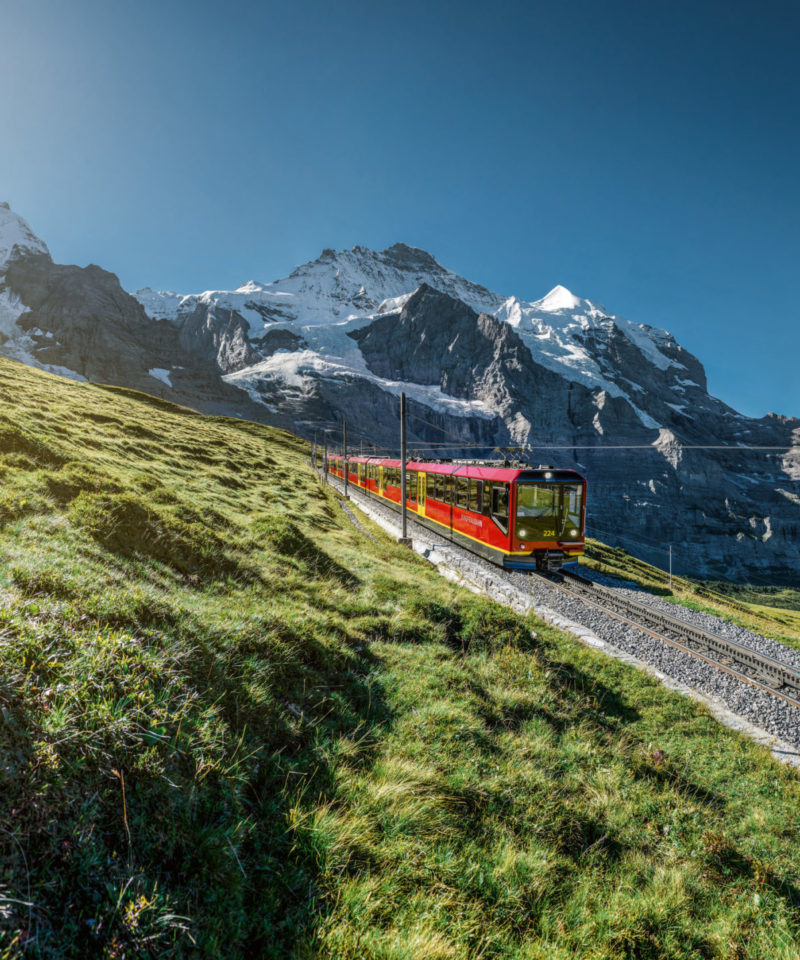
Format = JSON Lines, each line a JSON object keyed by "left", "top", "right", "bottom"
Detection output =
{"left": 323, "top": 471, "right": 800, "bottom": 764}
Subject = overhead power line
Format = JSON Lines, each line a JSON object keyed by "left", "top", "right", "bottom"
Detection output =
{"left": 365, "top": 441, "right": 794, "bottom": 452}
{"left": 395, "top": 408, "right": 795, "bottom": 452}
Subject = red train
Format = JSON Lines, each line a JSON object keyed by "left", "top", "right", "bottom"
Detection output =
{"left": 324, "top": 455, "right": 586, "bottom": 572}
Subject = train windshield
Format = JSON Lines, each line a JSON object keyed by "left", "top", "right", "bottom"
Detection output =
{"left": 516, "top": 484, "right": 559, "bottom": 519}
{"left": 515, "top": 483, "right": 583, "bottom": 538}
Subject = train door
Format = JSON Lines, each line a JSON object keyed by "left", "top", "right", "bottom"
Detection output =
{"left": 418, "top": 471, "right": 426, "bottom": 515}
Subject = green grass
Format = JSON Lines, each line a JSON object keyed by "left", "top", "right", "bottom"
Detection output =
{"left": 0, "top": 358, "right": 799, "bottom": 959}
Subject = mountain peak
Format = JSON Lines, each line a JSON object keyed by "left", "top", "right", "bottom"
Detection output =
{"left": 403, "top": 281, "right": 463, "bottom": 308}
{"left": 0, "top": 202, "right": 50, "bottom": 270}
{"left": 535, "top": 284, "right": 582, "bottom": 312}
{"left": 380, "top": 242, "right": 441, "bottom": 271}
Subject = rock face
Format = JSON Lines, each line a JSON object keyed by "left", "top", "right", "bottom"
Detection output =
{"left": 0, "top": 203, "right": 797, "bottom": 583}
{"left": 0, "top": 209, "right": 288, "bottom": 423}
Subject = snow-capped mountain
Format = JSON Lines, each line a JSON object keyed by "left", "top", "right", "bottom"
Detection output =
{"left": 0, "top": 202, "right": 798, "bottom": 583}
{"left": 133, "top": 241, "right": 705, "bottom": 435}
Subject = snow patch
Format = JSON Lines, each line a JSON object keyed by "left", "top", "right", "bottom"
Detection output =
{"left": 0, "top": 288, "right": 26, "bottom": 337}
{"left": 535, "top": 284, "right": 583, "bottom": 312}
{"left": 148, "top": 367, "right": 172, "bottom": 387}
{"left": 223, "top": 350, "right": 496, "bottom": 419}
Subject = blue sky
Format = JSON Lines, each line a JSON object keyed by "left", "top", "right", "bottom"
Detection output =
{"left": 1, "top": 0, "right": 798, "bottom": 418}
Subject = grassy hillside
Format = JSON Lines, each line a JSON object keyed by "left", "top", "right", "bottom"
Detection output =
{"left": 1, "top": 358, "right": 800, "bottom": 959}
{"left": 581, "top": 540, "right": 800, "bottom": 651}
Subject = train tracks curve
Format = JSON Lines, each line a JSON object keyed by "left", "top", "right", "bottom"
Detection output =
{"left": 541, "top": 568, "right": 800, "bottom": 711}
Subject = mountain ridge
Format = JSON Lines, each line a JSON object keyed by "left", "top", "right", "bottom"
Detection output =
{"left": 0, "top": 201, "right": 797, "bottom": 583}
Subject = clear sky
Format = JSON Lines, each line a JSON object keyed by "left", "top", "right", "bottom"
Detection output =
{"left": 1, "top": 0, "right": 798, "bottom": 418}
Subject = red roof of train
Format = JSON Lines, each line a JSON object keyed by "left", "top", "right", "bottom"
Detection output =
{"left": 328, "top": 455, "right": 566, "bottom": 483}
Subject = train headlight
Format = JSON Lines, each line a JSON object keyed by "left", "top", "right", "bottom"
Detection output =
{"left": 570, "top": 528, "right": 578, "bottom": 538}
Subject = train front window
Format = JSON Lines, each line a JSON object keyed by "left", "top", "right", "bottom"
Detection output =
{"left": 516, "top": 484, "right": 558, "bottom": 519}
{"left": 515, "top": 483, "right": 559, "bottom": 542}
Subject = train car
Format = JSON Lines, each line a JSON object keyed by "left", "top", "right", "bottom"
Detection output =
{"left": 323, "top": 454, "right": 586, "bottom": 572}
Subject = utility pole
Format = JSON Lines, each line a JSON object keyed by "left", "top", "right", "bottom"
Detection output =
{"left": 669, "top": 544, "right": 673, "bottom": 591}
{"left": 399, "top": 392, "right": 410, "bottom": 546}
{"left": 323, "top": 431, "right": 329, "bottom": 485}
{"left": 343, "top": 419, "right": 349, "bottom": 499}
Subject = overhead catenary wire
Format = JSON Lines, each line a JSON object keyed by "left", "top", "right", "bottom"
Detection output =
{"left": 385, "top": 409, "right": 796, "bottom": 452}
{"left": 321, "top": 407, "right": 795, "bottom": 455}
{"left": 331, "top": 441, "right": 795, "bottom": 452}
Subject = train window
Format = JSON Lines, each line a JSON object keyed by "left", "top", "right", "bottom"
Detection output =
{"left": 562, "top": 484, "right": 583, "bottom": 529}
{"left": 407, "top": 470, "right": 417, "bottom": 503}
{"left": 456, "top": 477, "right": 469, "bottom": 509}
{"left": 517, "top": 484, "right": 558, "bottom": 518}
{"left": 434, "top": 474, "right": 444, "bottom": 501}
{"left": 427, "top": 473, "right": 436, "bottom": 499}
{"left": 469, "top": 479, "right": 483, "bottom": 513}
{"left": 491, "top": 483, "right": 509, "bottom": 533}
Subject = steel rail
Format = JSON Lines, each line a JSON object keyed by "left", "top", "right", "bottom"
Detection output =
{"left": 547, "top": 569, "right": 800, "bottom": 710}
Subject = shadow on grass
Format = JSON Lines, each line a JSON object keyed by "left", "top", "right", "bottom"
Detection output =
{"left": 702, "top": 831, "right": 800, "bottom": 906}
{"left": 545, "top": 659, "right": 641, "bottom": 728}
{"left": 253, "top": 516, "right": 359, "bottom": 588}
{"left": 631, "top": 758, "right": 725, "bottom": 811}
{"left": 177, "top": 631, "right": 392, "bottom": 957}
{"left": 3, "top": 616, "right": 393, "bottom": 957}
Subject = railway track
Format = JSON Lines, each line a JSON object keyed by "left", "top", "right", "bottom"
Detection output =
{"left": 541, "top": 568, "right": 800, "bottom": 710}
